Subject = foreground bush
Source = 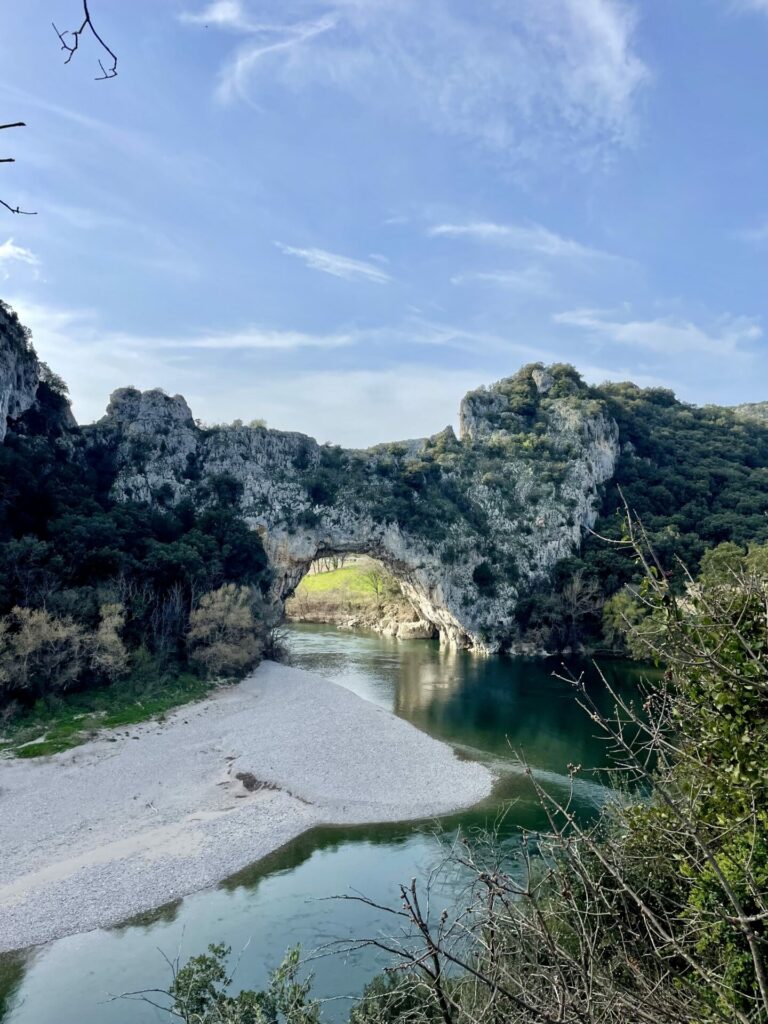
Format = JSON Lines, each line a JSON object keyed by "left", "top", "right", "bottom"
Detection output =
{"left": 152, "top": 519, "right": 768, "bottom": 1024}
{"left": 0, "top": 602, "right": 129, "bottom": 702}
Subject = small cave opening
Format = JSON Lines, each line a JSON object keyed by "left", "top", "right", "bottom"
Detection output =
{"left": 283, "top": 553, "right": 436, "bottom": 640}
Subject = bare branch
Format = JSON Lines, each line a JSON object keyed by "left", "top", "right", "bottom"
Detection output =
{"left": 52, "top": 0, "right": 117, "bottom": 80}
{"left": 0, "top": 198, "right": 37, "bottom": 216}
{"left": 1, "top": 117, "right": 36, "bottom": 213}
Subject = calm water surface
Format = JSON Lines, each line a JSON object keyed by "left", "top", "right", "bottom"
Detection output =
{"left": 1, "top": 625, "right": 649, "bottom": 1023}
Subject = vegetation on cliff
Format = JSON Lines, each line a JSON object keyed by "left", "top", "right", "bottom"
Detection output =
{"left": 2, "top": 299, "right": 768, "bottom": 723}
{"left": 0, "top": 364, "right": 272, "bottom": 732}
{"left": 514, "top": 375, "right": 768, "bottom": 651}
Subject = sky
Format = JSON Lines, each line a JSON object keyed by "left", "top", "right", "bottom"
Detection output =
{"left": 1, "top": 0, "right": 768, "bottom": 446}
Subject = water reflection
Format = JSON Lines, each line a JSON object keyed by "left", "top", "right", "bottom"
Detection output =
{"left": 288, "top": 623, "right": 651, "bottom": 775}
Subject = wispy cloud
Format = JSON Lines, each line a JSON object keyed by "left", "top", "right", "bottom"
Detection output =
{"left": 146, "top": 327, "right": 353, "bottom": 351}
{"left": 450, "top": 267, "right": 554, "bottom": 296}
{"left": 7, "top": 296, "right": 519, "bottom": 443}
{"left": 732, "top": 0, "right": 768, "bottom": 13}
{"left": 184, "top": 0, "right": 649, "bottom": 167}
{"left": 554, "top": 308, "right": 762, "bottom": 354}
{"left": 213, "top": 15, "right": 337, "bottom": 104}
{"left": 736, "top": 220, "right": 768, "bottom": 245}
{"left": 0, "top": 239, "right": 40, "bottom": 277}
{"left": 431, "top": 221, "right": 618, "bottom": 263}
{"left": 275, "top": 242, "right": 392, "bottom": 283}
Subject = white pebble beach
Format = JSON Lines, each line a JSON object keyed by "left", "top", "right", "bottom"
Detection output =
{"left": 0, "top": 662, "right": 493, "bottom": 952}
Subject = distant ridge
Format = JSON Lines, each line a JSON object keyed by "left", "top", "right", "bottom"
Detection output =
{"left": 730, "top": 401, "right": 768, "bottom": 425}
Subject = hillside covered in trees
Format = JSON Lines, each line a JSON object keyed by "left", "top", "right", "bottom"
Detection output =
{"left": 1, "top": 297, "right": 767, "bottom": 718}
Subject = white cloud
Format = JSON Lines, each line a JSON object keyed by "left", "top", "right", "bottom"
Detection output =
{"left": 180, "top": 1, "right": 255, "bottom": 31}
{"left": 188, "top": 0, "right": 649, "bottom": 166}
{"left": 139, "top": 327, "right": 353, "bottom": 351}
{"left": 221, "top": 367, "right": 485, "bottom": 447}
{"left": 8, "top": 292, "right": 560, "bottom": 444}
{"left": 6, "top": 297, "right": 358, "bottom": 422}
{"left": 0, "top": 238, "right": 40, "bottom": 277}
{"left": 215, "top": 16, "right": 337, "bottom": 103}
{"left": 9, "top": 297, "right": 517, "bottom": 430}
{"left": 275, "top": 242, "right": 392, "bottom": 283}
{"left": 430, "top": 222, "right": 617, "bottom": 263}
{"left": 554, "top": 308, "right": 762, "bottom": 355}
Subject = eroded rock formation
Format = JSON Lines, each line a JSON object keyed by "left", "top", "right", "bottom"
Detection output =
{"left": 89, "top": 365, "right": 619, "bottom": 652}
{"left": 0, "top": 302, "right": 39, "bottom": 442}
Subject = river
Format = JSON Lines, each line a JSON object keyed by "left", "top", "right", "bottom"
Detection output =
{"left": 0, "top": 624, "right": 648, "bottom": 1023}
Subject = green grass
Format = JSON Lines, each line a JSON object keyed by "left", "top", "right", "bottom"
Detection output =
{"left": 296, "top": 564, "right": 377, "bottom": 598}
{"left": 1, "top": 664, "right": 216, "bottom": 759}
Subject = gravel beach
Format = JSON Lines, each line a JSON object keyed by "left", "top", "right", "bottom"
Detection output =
{"left": 0, "top": 662, "right": 493, "bottom": 952}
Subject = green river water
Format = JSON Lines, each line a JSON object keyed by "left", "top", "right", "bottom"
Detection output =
{"left": 0, "top": 623, "right": 649, "bottom": 1024}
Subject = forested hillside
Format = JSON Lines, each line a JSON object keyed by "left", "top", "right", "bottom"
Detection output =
{"left": 517, "top": 377, "right": 768, "bottom": 649}
{"left": 1, "top": 296, "right": 768, "bottom": 720}
{"left": 0, "top": 305, "right": 272, "bottom": 722}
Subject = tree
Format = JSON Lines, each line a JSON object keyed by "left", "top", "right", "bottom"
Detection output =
{"left": 362, "top": 565, "right": 387, "bottom": 611}
{"left": 124, "top": 944, "right": 319, "bottom": 1024}
{"left": 362, "top": 564, "right": 402, "bottom": 612}
{"left": 89, "top": 602, "right": 128, "bottom": 679}
{"left": 0, "top": 606, "right": 86, "bottom": 699}
{"left": 187, "top": 584, "right": 263, "bottom": 678}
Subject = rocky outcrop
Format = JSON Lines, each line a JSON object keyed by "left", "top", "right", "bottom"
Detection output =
{"left": 89, "top": 365, "right": 620, "bottom": 653}
{"left": 0, "top": 302, "right": 39, "bottom": 442}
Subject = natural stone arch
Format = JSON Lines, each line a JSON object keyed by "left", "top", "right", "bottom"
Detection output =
{"left": 89, "top": 364, "right": 620, "bottom": 653}
{"left": 283, "top": 551, "right": 438, "bottom": 641}
{"left": 270, "top": 537, "right": 470, "bottom": 646}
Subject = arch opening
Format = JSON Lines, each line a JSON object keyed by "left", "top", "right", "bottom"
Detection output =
{"left": 283, "top": 553, "right": 437, "bottom": 641}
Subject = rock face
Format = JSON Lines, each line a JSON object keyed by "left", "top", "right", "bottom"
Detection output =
{"left": 89, "top": 365, "right": 620, "bottom": 652}
{"left": 0, "top": 302, "right": 39, "bottom": 442}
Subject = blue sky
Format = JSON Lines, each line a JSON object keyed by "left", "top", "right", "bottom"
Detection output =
{"left": 1, "top": 0, "right": 768, "bottom": 445}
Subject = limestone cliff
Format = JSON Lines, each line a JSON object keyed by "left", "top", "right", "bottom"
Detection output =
{"left": 0, "top": 301, "right": 39, "bottom": 442}
{"left": 88, "top": 365, "right": 619, "bottom": 652}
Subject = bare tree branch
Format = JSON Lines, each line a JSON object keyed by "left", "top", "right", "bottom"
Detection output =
{"left": 3, "top": 4, "right": 119, "bottom": 215}
{"left": 0, "top": 122, "right": 36, "bottom": 215}
{"left": 53, "top": 0, "right": 118, "bottom": 80}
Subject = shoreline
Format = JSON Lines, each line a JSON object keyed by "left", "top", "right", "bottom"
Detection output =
{"left": 0, "top": 662, "right": 493, "bottom": 953}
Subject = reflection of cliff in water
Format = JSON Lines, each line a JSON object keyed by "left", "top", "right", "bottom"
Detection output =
{"left": 390, "top": 639, "right": 655, "bottom": 774}
{"left": 393, "top": 641, "right": 465, "bottom": 718}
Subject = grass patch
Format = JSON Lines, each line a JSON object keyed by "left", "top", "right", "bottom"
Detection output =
{"left": 1, "top": 662, "right": 216, "bottom": 759}
{"left": 296, "top": 564, "right": 377, "bottom": 597}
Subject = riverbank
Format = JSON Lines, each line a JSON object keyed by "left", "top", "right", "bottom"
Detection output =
{"left": 0, "top": 662, "right": 493, "bottom": 952}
